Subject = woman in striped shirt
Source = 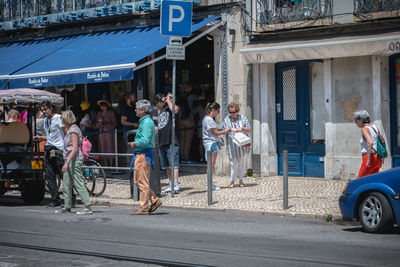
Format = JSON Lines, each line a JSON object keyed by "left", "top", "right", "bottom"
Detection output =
{"left": 222, "top": 103, "right": 251, "bottom": 188}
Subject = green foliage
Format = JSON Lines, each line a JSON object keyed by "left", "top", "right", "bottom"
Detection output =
{"left": 323, "top": 214, "right": 333, "bottom": 222}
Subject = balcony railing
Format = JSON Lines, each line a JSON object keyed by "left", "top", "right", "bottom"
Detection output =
{"left": 1, "top": 1, "right": 134, "bottom": 21}
{"left": 256, "top": 0, "right": 332, "bottom": 25}
{"left": 1, "top": 0, "right": 205, "bottom": 30}
{"left": 354, "top": 0, "right": 400, "bottom": 14}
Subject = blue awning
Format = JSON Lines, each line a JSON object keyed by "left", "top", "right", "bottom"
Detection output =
{"left": 1, "top": 16, "right": 219, "bottom": 89}
{"left": 0, "top": 35, "right": 81, "bottom": 89}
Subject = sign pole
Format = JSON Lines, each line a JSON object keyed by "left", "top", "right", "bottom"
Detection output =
{"left": 170, "top": 59, "right": 176, "bottom": 198}
{"left": 161, "top": 0, "right": 192, "bottom": 198}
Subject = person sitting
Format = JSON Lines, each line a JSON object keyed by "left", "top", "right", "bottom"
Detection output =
{"left": 7, "top": 109, "right": 20, "bottom": 122}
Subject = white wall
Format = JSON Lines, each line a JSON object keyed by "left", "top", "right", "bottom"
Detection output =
{"left": 214, "top": 8, "right": 250, "bottom": 176}
{"left": 325, "top": 55, "right": 391, "bottom": 179}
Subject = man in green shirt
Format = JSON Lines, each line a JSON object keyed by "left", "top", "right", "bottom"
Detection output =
{"left": 129, "top": 99, "right": 162, "bottom": 215}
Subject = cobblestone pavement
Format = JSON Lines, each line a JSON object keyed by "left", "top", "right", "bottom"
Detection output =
{"left": 92, "top": 171, "right": 348, "bottom": 220}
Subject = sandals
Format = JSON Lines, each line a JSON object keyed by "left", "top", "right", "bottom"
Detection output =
{"left": 239, "top": 181, "right": 246, "bottom": 187}
{"left": 228, "top": 182, "right": 235, "bottom": 188}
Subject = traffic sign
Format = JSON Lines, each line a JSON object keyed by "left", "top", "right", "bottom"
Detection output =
{"left": 166, "top": 45, "right": 185, "bottom": 60}
{"left": 169, "top": 36, "right": 182, "bottom": 46}
{"left": 160, "top": 1, "right": 192, "bottom": 37}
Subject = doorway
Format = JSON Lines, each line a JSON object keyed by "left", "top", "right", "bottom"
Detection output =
{"left": 276, "top": 61, "right": 325, "bottom": 177}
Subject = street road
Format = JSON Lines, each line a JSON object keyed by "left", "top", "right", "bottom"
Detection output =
{"left": 0, "top": 196, "right": 399, "bottom": 266}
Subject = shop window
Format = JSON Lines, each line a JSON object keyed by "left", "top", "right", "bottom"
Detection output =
{"left": 309, "top": 62, "right": 325, "bottom": 145}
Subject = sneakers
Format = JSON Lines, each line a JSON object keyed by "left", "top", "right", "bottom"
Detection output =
{"left": 174, "top": 183, "right": 180, "bottom": 193}
{"left": 55, "top": 207, "right": 71, "bottom": 214}
{"left": 206, "top": 184, "right": 221, "bottom": 191}
{"left": 162, "top": 185, "right": 172, "bottom": 194}
{"left": 76, "top": 209, "right": 93, "bottom": 215}
{"left": 149, "top": 199, "right": 162, "bottom": 213}
{"left": 162, "top": 182, "right": 180, "bottom": 194}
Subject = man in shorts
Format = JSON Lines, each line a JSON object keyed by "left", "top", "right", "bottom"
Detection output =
{"left": 154, "top": 92, "right": 181, "bottom": 194}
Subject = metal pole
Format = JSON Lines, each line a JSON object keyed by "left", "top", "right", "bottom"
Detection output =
{"left": 171, "top": 59, "right": 176, "bottom": 198}
{"left": 114, "top": 129, "right": 118, "bottom": 167}
{"left": 133, "top": 177, "right": 139, "bottom": 201}
{"left": 111, "top": 129, "right": 122, "bottom": 174}
{"left": 207, "top": 150, "right": 212, "bottom": 205}
{"left": 283, "top": 150, "right": 288, "bottom": 210}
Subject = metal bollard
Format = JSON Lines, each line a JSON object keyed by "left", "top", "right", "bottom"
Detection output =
{"left": 129, "top": 169, "right": 139, "bottom": 201}
{"left": 283, "top": 150, "right": 288, "bottom": 210}
{"left": 207, "top": 150, "right": 212, "bottom": 205}
{"left": 149, "top": 139, "right": 161, "bottom": 195}
{"left": 111, "top": 129, "right": 122, "bottom": 175}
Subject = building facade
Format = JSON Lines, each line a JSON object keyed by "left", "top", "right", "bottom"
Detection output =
{"left": 242, "top": 0, "right": 400, "bottom": 179}
{"left": 1, "top": 0, "right": 400, "bottom": 180}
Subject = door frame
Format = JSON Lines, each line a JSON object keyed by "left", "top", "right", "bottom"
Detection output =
{"left": 275, "top": 60, "right": 325, "bottom": 177}
{"left": 389, "top": 53, "right": 400, "bottom": 167}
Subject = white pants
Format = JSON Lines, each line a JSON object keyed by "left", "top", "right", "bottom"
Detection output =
{"left": 230, "top": 155, "right": 245, "bottom": 182}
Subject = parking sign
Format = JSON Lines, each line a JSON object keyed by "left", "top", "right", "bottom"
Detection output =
{"left": 161, "top": 1, "right": 192, "bottom": 37}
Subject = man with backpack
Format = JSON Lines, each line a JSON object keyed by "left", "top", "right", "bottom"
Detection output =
{"left": 35, "top": 101, "right": 75, "bottom": 207}
{"left": 178, "top": 83, "right": 205, "bottom": 163}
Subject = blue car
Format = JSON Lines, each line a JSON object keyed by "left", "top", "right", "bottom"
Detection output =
{"left": 339, "top": 168, "right": 400, "bottom": 233}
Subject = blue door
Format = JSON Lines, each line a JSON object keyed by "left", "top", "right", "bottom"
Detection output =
{"left": 276, "top": 61, "right": 325, "bottom": 177}
{"left": 389, "top": 53, "right": 400, "bottom": 167}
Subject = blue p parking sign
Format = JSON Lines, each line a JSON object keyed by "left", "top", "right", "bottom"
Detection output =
{"left": 161, "top": 1, "right": 192, "bottom": 37}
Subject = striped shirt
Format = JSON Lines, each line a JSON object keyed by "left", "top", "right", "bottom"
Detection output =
{"left": 222, "top": 114, "right": 251, "bottom": 159}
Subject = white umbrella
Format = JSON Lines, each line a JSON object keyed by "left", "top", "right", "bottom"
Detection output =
{"left": 0, "top": 88, "right": 64, "bottom": 107}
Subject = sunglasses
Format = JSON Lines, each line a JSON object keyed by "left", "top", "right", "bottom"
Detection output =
{"left": 229, "top": 111, "right": 237, "bottom": 114}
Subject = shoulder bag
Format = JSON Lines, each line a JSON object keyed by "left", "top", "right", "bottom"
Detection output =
{"left": 369, "top": 126, "right": 387, "bottom": 159}
{"left": 231, "top": 117, "right": 251, "bottom": 147}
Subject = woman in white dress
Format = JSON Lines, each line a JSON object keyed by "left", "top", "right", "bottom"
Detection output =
{"left": 222, "top": 103, "right": 251, "bottom": 188}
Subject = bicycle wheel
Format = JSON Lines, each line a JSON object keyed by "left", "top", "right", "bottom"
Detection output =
{"left": 82, "top": 162, "right": 95, "bottom": 195}
{"left": 83, "top": 159, "right": 106, "bottom": 197}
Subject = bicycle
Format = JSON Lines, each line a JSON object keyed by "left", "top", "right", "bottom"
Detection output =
{"left": 82, "top": 155, "right": 107, "bottom": 197}
{"left": 41, "top": 154, "right": 107, "bottom": 198}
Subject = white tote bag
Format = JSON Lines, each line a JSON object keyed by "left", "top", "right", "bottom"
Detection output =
{"left": 232, "top": 132, "right": 251, "bottom": 147}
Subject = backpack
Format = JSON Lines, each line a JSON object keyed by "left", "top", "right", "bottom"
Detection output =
{"left": 177, "top": 93, "right": 191, "bottom": 120}
{"left": 82, "top": 137, "right": 92, "bottom": 157}
{"left": 369, "top": 126, "right": 388, "bottom": 159}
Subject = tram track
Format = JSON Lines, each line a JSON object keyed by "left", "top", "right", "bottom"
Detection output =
{"left": 0, "top": 241, "right": 214, "bottom": 267}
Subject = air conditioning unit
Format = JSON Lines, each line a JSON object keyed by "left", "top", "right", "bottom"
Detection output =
{"left": 55, "top": 84, "right": 76, "bottom": 92}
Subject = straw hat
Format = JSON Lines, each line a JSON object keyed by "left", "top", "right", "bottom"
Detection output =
{"left": 97, "top": 99, "right": 111, "bottom": 107}
{"left": 80, "top": 100, "right": 91, "bottom": 111}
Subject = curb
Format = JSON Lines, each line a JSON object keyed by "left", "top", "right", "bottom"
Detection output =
{"left": 92, "top": 198, "right": 346, "bottom": 224}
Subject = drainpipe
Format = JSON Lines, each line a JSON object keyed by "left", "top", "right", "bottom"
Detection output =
{"left": 245, "top": 0, "right": 253, "bottom": 171}
{"left": 245, "top": 0, "right": 251, "bottom": 44}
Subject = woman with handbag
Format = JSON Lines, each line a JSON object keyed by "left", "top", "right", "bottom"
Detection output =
{"left": 354, "top": 110, "right": 383, "bottom": 178}
{"left": 55, "top": 110, "right": 93, "bottom": 215}
{"left": 202, "top": 102, "right": 231, "bottom": 190}
{"left": 222, "top": 103, "right": 251, "bottom": 188}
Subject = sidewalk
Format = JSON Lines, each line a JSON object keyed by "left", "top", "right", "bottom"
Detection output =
{"left": 92, "top": 170, "right": 348, "bottom": 220}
